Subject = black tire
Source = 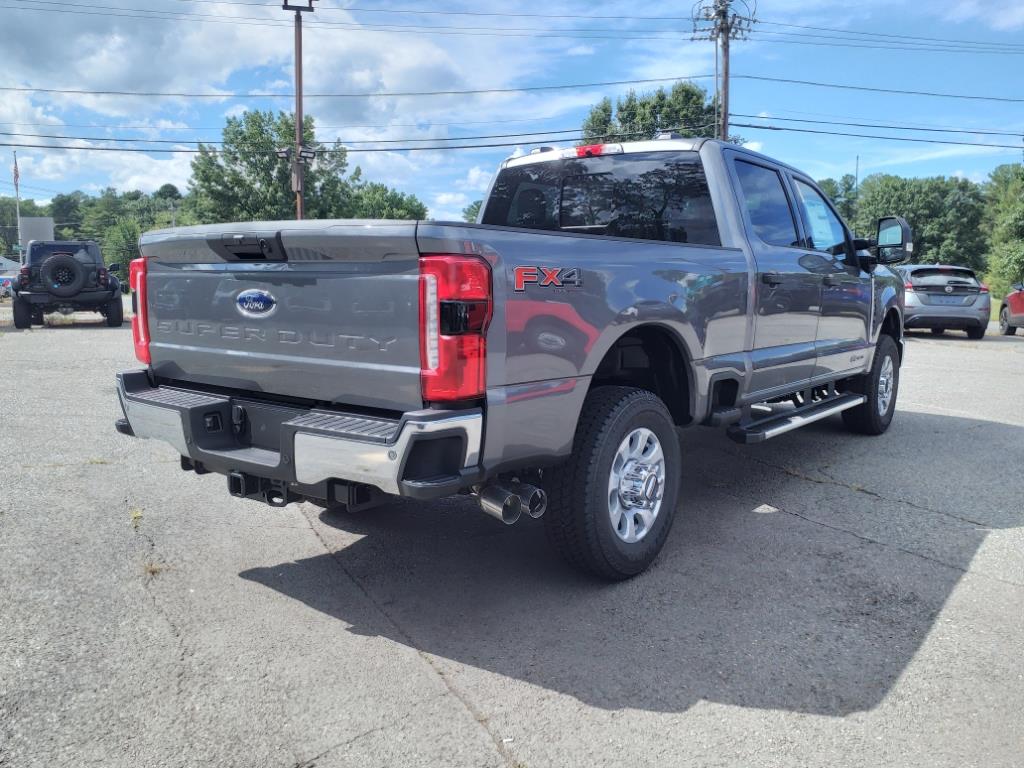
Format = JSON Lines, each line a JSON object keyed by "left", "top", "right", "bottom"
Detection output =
{"left": 930, "top": 328, "right": 945, "bottom": 335}
{"left": 541, "top": 386, "right": 681, "bottom": 580}
{"left": 966, "top": 325, "right": 986, "bottom": 340}
{"left": 842, "top": 335, "right": 901, "bottom": 435}
{"left": 12, "top": 297, "right": 31, "bottom": 329}
{"left": 105, "top": 295, "right": 124, "bottom": 327}
{"left": 31, "top": 308, "right": 45, "bottom": 326}
{"left": 39, "top": 254, "right": 86, "bottom": 298}
{"left": 998, "top": 307, "right": 1016, "bottom": 336}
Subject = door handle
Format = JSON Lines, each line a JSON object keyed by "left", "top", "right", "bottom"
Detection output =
{"left": 761, "top": 272, "right": 783, "bottom": 287}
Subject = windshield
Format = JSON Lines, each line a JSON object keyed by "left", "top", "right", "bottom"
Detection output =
{"left": 26, "top": 243, "right": 102, "bottom": 266}
{"left": 482, "top": 151, "right": 721, "bottom": 246}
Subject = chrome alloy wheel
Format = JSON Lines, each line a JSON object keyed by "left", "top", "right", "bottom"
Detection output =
{"left": 877, "top": 355, "right": 895, "bottom": 416}
{"left": 607, "top": 427, "right": 666, "bottom": 544}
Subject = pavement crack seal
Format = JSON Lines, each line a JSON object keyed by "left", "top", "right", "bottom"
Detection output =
{"left": 300, "top": 508, "right": 517, "bottom": 768}
{"left": 703, "top": 457, "right": 1024, "bottom": 590}
{"left": 722, "top": 448, "right": 992, "bottom": 529}
{"left": 126, "top": 497, "right": 195, "bottom": 740}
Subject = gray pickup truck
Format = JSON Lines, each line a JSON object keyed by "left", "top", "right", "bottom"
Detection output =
{"left": 115, "top": 137, "right": 911, "bottom": 579}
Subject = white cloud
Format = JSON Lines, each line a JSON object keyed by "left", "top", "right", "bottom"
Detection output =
{"left": 936, "top": 0, "right": 1024, "bottom": 29}
{"left": 459, "top": 166, "right": 493, "bottom": 193}
{"left": 744, "top": 141, "right": 764, "bottom": 153}
{"left": 566, "top": 45, "right": 596, "bottom": 56}
{"left": 434, "top": 192, "right": 469, "bottom": 208}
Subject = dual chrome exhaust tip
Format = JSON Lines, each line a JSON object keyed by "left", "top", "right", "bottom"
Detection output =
{"left": 477, "top": 482, "right": 547, "bottom": 525}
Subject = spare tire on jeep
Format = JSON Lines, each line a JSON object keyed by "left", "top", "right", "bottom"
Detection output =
{"left": 39, "top": 253, "right": 86, "bottom": 298}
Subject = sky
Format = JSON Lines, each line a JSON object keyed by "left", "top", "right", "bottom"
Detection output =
{"left": 1, "top": 0, "right": 1022, "bottom": 221}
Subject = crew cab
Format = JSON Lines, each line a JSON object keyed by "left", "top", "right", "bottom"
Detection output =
{"left": 114, "top": 137, "right": 911, "bottom": 579}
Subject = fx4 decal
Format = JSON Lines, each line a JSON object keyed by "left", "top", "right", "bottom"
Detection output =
{"left": 513, "top": 266, "right": 583, "bottom": 292}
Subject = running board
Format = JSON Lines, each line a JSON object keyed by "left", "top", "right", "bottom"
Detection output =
{"left": 727, "top": 394, "right": 866, "bottom": 444}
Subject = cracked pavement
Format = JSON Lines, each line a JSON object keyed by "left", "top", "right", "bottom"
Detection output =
{"left": 1, "top": 314, "right": 1022, "bottom": 768}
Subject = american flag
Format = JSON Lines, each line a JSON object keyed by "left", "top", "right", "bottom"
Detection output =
{"left": 11, "top": 152, "right": 18, "bottom": 191}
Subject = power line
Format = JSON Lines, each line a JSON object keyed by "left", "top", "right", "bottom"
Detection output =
{"left": 754, "top": 17, "right": 1024, "bottom": 50}
{"left": 732, "top": 113, "right": 1024, "bottom": 138}
{"left": 5, "top": 72, "right": 1019, "bottom": 105}
{"left": 0, "top": 74, "right": 713, "bottom": 99}
{"left": 732, "top": 122, "right": 1024, "bottom": 149}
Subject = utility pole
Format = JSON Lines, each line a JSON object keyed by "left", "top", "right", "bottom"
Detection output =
{"left": 692, "top": 1, "right": 755, "bottom": 141}
{"left": 283, "top": 1, "right": 316, "bottom": 220}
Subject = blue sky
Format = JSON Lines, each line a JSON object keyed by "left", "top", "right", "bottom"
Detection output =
{"left": 1, "top": 0, "right": 1022, "bottom": 220}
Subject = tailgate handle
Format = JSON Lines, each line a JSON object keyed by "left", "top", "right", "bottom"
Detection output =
{"left": 208, "top": 232, "right": 289, "bottom": 262}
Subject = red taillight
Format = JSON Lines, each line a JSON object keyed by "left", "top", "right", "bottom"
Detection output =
{"left": 18, "top": 265, "right": 29, "bottom": 288}
{"left": 980, "top": 283, "right": 989, "bottom": 294}
{"left": 129, "top": 257, "right": 150, "bottom": 364}
{"left": 419, "top": 254, "right": 492, "bottom": 402}
{"left": 904, "top": 282, "right": 914, "bottom": 292}
{"left": 576, "top": 144, "right": 607, "bottom": 157}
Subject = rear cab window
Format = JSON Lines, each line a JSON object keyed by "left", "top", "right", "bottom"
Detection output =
{"left": 27, "top": 243, "right": 102, "bottom": 266}
{"left": 482, "top": 150, "right": 721, "bottom": 246}
{"left": 732, "top": 160, "right": 800, "bottom": 247}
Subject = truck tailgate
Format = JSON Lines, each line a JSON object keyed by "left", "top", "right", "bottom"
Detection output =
{"left": 140, "top": 221, "right": 422, "bottom": 412}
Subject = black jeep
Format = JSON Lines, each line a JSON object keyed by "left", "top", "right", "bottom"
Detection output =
{"left": 11, "top": 240, "right": 123, "bottom": 329}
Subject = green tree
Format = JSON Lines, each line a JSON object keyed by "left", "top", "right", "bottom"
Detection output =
{"left": 103, "top": 217, "right": 143, "bottom": 266}
{"left": 581, "top": 81, "right": 721, "bottom": 143}
{"left": 462, "top": 199, "right": 482, "bottom": 223}
{"left": 853, "top": 174, "right": 987, "bottom": 271}
{"left": 153, "top": 183, "right": 182, "bottom": 201}
{"left": 50, "top": 191, "right": 88, "bottom": 239}
{"left": 983, "top": 164, "right": 1024, "bottom": 292}
{"left": 190, "top": 110, "right": 354, "bottom": 222}
{"left": 817, "top": 174, "right": 858, "bottom": 223}
{"left": 349, "top": 181, "right": 427, "bottom": 220}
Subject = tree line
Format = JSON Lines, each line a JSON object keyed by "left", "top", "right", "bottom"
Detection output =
{"left": 1, "top": 110, "right": 427, "bottom": 264}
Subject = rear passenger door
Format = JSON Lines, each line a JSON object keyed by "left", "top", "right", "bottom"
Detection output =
{"left": 728, "top": 154, "right": 821, "bottom": 397}
{"left": 789, "top": 176, "right": 872, "bottom": 379}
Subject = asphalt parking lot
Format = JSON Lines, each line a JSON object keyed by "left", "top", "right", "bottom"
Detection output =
{"left": 1, "top": 309, "right": 1022, "bottom": 768}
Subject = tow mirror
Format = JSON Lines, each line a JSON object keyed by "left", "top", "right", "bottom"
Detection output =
{"left": 875, "top": 216, "right": 913, "bottom": 264}
{"left": 107, "top": 263, "right": 122, "bottom": 273}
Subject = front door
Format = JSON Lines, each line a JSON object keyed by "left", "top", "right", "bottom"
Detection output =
{"left": 789, "top": 176, "right": 873, "bottom": 379}
{"left": 729, "top": 155, "right": 822, "bottom": 398}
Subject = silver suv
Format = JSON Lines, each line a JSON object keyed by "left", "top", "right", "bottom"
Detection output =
{"left": 897, "top": 264, "right": 990, "bottom": 339}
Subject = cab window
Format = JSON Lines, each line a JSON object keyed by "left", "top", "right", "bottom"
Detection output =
{"left": 793, "top": 179, "right": 849, "bottom": 257}
{"left": 733, "top": 160, "right": 800, "bottom": 247}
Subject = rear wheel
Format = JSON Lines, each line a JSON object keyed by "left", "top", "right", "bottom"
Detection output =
{"left": 930, "top": 328, "right": 945, "bottom": 335}
{"left": 31, "top": 308, "right": 45, "bottom": 326}
{"left": 541, "top": 386, "right": 681, "bottom": 580}
{"left": 842, "top": 335, "right": 900, "bottom": 436}
{"left": 12, "top": 297, "right": 31, "bottom": 329}
{"left": 966, "top": 325, "right": 986, "bottom": 340}
{"left": 998, "top": 307, "right": 1016, "bottom": 336}
{"left": 105, "top": 295, "right": 124, "bottom": 327}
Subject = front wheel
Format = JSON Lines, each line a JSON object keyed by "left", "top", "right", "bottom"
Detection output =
{"left": 966, "top": 325, "right": 986, "bottom": 340}
{"left": 12, "top": 297, "right": 31, "bottom": 329}
{"left": 541, "top": 386, "right": 681, "bottom": 580}
{"left": 930, "top": 328, "right": 945, "bottom": 336}
{"left": 842, "top": 335, "right": 900, "bottom": 435}
{"left": 999, "top": 307, "right": 1017, "bottom": 336}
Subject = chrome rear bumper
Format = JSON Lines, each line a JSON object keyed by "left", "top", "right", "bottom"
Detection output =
{"left": 116, "top": 371, "right": 482, "bottom": 497}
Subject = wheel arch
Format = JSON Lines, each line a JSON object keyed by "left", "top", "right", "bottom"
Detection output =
{"left": 588, "top": 323, "right": 695, "bottom": 426}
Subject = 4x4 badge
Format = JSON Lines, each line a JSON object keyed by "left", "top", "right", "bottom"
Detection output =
{"left": 513, "top": 266, "right": 583, "bottom": 292}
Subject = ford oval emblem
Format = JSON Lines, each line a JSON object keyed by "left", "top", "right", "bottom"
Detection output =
{"left": 236, "top": 289, "right": 277, "bottom": 318}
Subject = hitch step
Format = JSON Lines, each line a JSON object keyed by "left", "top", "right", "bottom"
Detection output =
{"left": 727, "top": 394, "right": 866, "bottom": 444}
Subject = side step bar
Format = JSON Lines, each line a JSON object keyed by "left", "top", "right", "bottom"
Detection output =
{"left": 727, "top": 394, "right": 866, "bottom": 444}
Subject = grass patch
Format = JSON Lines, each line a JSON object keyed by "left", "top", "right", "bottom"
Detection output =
{"left": 143, "top": 562, "right": 165, "bottom": 578}
{"left": 129, "top": 507, "right": 143, "bottom": 530}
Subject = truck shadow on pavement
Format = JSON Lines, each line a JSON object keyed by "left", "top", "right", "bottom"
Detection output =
{"left": 240, "top": 410, "right": 1023, "bottom": 717}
